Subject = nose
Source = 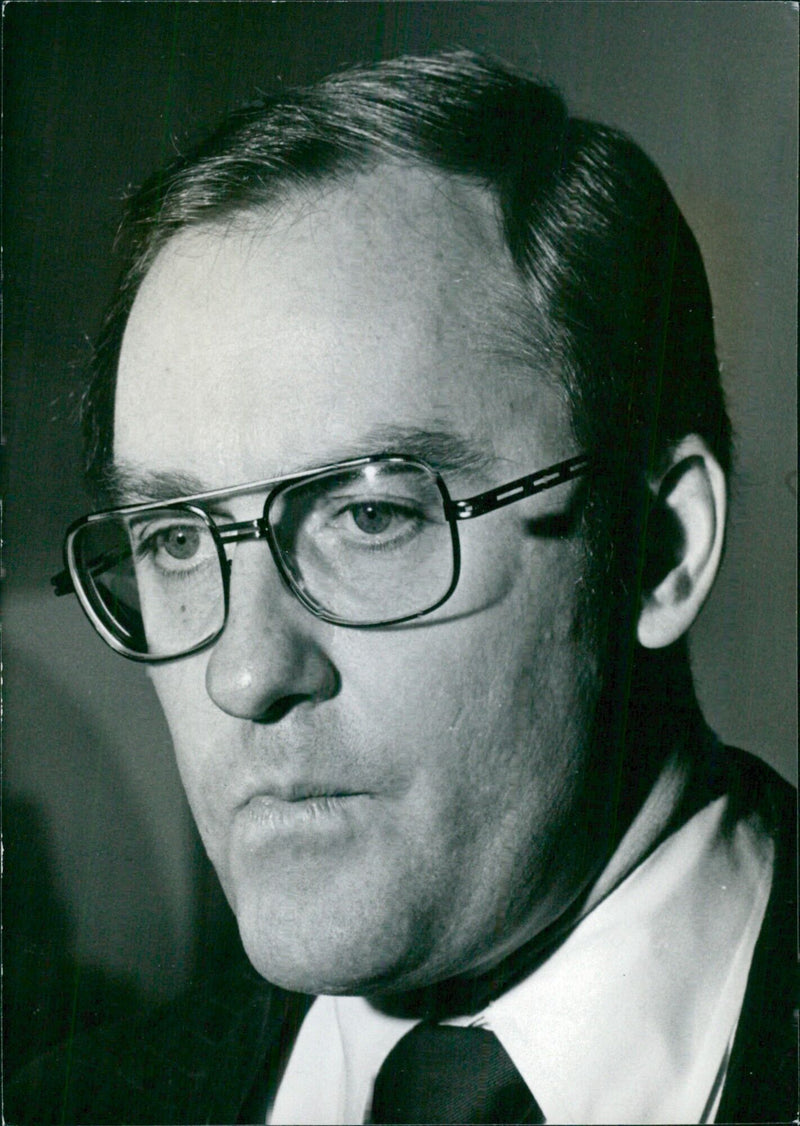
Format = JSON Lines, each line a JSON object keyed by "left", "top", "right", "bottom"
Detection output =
{"left": 205, "top": 546, "right": 339, "bottom": 722}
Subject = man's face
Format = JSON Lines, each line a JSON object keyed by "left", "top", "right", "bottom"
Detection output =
{"left": 114, "top": 167, "right": 609, "bottom": 996}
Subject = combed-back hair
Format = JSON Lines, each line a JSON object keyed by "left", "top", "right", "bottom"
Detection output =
{"left": 83, "top": 49, "right": 731, "bottom": 542}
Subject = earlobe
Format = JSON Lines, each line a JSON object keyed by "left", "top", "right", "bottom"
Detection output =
{"left": 636, "top": 436, "right": 727, "bottom": 649}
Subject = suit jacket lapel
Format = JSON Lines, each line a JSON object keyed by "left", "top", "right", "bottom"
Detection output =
{"left": 715, "top": 758, "right": 797, "bottom": 1124}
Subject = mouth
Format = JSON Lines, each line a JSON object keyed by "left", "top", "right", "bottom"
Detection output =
{"left": 237, "top": 788, "right": 372, "bottom": 839}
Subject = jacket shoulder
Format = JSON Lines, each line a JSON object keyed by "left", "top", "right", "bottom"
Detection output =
{"left": 4, "top": 962, "right": 308, "bottom": 1125}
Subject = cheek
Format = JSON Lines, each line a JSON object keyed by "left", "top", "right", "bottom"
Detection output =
{"left": 338, "top": 536, "right": 597, "bottom": 808}
{"left": 147, "top": 659, "right": 229, "bottom": 831}
{"left": 147, "top": 661, "right": 206, "bottom": 750}
{"left": 388, "top": 529, "right": 589, "bottom": 702}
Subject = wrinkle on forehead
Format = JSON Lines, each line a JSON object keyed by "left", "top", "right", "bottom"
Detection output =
{"left": 107, "top": 423, "right": 500, "bottom": 507}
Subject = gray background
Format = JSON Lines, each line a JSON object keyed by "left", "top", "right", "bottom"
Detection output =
{"left": 3, "top": 0, "right": 796, "bottom": 1070}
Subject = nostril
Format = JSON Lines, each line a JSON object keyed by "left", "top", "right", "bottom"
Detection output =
{"left": 253, "top": 659, "right": 340, "bottom": 723}
{"left": 258, "top": 694, "right": 314, "bottom": 724}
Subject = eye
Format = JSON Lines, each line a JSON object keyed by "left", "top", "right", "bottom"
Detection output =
{"left": 348, "top": 502, "right": 395, "bottom": 535}
{"left": 132, "top": 514, "right": 213, "bottom": 575}
{"left": 329, "top": 497, "right": 425, "bottom": 545}
{"left": 157, "top": 525, "right": 202, "bottom": 560}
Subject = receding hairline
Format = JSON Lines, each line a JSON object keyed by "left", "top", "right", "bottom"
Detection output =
{"left": 128, "top": 160, "right": 516, "bottom": 307}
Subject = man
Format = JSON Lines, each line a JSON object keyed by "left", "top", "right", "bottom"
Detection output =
{"left": 9, "top": 51, "right": 795, "bottom": 1125}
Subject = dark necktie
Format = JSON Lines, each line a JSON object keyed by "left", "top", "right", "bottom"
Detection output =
{"left": 369, "top": 1022, "right": 545, "bottom": 1124}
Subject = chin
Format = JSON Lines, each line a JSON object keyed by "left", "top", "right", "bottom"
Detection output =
{"left": 239, "top": 938, "right": 411, "bottom": 997}
{"left": 233, "top": 898, "right": 428, "bottom": 997}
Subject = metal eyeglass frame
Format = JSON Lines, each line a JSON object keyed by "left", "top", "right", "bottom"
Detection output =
{"left": 52, "top": 452, "right": 591, "bottom": 662}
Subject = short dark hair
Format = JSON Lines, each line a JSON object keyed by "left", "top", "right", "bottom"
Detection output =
{"left": 83, "top": 49, "right": 731, "bottom": 555}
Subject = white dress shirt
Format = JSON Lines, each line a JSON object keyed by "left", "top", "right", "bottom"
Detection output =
{"left": 269, "top": 774, "right": 774, "bottom": 1125}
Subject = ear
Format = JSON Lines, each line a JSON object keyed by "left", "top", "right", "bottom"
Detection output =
{"left": 637, "top": 435, "right": 727, "bottom": 649}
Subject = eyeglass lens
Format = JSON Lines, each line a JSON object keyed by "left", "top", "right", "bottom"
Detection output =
{"left": 70, "top": 460, "right": 457, "bottom": 658}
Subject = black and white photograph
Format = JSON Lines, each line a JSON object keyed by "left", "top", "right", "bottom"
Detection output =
{"left": 3, "top": 4, "right": 797, "bottom": 1123}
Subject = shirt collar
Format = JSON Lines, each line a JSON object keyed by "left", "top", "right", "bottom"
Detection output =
{"left": 480, "top": 793, "right": 773, "bottom": 1123}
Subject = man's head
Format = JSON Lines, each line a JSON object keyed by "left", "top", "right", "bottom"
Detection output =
{"left": 77, "top": 53, "right": 730, "bottom": 996}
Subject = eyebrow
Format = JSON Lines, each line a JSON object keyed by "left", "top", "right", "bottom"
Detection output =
{"left": 105, "top": 424, "right": 498, "bottom": 507}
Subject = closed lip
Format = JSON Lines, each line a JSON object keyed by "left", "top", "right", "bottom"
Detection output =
{"left": 237, "top": 789, "right": 371, "bottom": 835}
{"left": 237, "top": 783, "right": 370, "bottom": 808}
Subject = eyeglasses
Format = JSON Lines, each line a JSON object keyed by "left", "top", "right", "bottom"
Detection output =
{"left": 52, "top": 453, "right": 590, "bottom": 662}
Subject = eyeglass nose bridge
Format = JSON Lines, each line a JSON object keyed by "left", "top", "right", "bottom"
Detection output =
{"left": 215, "top": 514, "right": 288, "bottom": 597}
{"left": 217, "top": 515, "right": 271, "bottom": 546}
{"left": 213, "top": 511, "right": 316, "bottom": 625}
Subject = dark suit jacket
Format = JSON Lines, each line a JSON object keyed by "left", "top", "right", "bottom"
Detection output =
{"left": 5, "top": 751, "right": 796, "bottom": 1125}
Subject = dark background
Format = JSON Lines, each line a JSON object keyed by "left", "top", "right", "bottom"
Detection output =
{"left": 3, "top": 1, "right": 796, "bottom": 1076}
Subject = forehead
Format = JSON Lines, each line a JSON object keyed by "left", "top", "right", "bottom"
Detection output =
{"left": 114, "top": 165, "right": 564, "bottom": 484}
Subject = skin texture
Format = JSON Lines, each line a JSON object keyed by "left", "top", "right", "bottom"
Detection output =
{"left": 113, "top": 166, "right": 613, "bottom": 997}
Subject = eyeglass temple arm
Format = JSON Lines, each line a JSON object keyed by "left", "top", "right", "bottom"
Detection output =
{"left": 52, "top": 570, "right": 74, "bottom": 596}
{"left": 447, "top": 455, "right": 591, "bottom": 521}
{"left": 52, "top": 544, "right": 134, "bottom": 597}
